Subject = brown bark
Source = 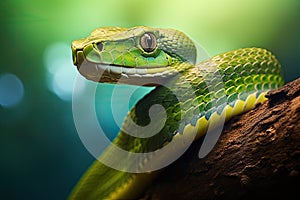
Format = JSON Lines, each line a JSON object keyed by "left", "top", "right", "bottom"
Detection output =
{"left": 141, "top": 78, "right": 300, "bottom": 200}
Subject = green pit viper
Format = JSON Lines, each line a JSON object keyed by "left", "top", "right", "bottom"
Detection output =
{"left": 69, "top": 26, "right": 284, "bottom": 199}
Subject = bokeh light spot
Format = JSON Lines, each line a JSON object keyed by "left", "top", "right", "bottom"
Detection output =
{"left": 0, "top": 73, "right": 24, "bottom": 108}
{"left": 44, "top": 42, "right": 85, "bottom": 101}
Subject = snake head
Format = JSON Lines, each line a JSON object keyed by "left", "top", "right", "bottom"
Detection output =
{"left": 71, "top": 26, "right": 197, "bottom": 85}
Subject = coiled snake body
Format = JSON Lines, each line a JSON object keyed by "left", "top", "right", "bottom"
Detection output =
{"left": 70, "top": 26, "right": 284, "bottom": 199}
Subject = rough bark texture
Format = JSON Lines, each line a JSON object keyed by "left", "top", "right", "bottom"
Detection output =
{"left": 141, "top": 78, "right": 300, "bottom": 200}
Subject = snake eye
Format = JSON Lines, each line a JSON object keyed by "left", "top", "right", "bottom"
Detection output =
{"left": 140, "top": 32, "right": 156, "bottom": 53}
{"left": 96, "top": 42, "right": 103, "bottom": 51}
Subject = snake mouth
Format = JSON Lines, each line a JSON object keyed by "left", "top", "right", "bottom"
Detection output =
{"left": 76, "top": 59, "right": 177, "bottom": 86}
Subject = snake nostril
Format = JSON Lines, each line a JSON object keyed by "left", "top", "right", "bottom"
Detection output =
{"left": 96, "top": 42, "right": 103, "bottom": 51}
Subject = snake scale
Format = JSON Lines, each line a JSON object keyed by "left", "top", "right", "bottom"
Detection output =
{"left": 69, "top": 26, "right": 284, "bottom": 199}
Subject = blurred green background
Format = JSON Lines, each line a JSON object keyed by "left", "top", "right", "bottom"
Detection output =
{"left": 0, "top": 0, "right": 299, "bottom": 199}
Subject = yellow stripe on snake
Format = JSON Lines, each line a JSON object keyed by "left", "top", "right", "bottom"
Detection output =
{"left": 69, "top": 26, "right": 284, "bottom": 199}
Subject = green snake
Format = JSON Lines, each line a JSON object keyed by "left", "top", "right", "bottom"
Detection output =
{"left": 69, "top": 26, "right": 284, "bottom": 199}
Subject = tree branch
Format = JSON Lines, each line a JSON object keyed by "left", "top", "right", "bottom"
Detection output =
{"left": 141, "top": 78, "right": 300, "bottom": 200}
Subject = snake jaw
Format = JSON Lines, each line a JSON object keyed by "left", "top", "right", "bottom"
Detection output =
{"left": 76, "top": 59, "right": 178, "bottom": 86}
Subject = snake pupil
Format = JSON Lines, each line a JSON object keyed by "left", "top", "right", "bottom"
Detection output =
{"left": 140, "top": 32, "right": 156, "bottom": 53}
{"left": 96, "top": 42, "right": 103, "bottom": 51}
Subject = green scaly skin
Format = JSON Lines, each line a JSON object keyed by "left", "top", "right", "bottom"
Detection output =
{"left": 69, "top": 26, "right": 284, "bottom": 199}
